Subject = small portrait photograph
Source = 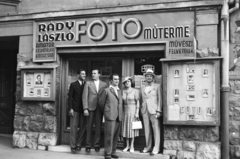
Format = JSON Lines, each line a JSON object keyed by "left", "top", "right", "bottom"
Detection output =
{"left": 174, "top": 97, "right": 179, "bottom": 103}
{"left": 34, "top": 73, "right": 44, "bottom": 87}
{"left": 186, "top": 66, "right": 195, "bottom": 73}
{"left": 47, "top": 79, "right": 51, "bottom": 87}
{"left": 26, "top": 75, "right": 32, "bottom": 86}
{"left": 187, "top": 75, "right": 194, "bottom": 83}
{"left": 203, "top": 69, "right": 208, "bottom": 77}
{"left": 174, "top": 70, "right": 180, "bottom": 78}
{"left": 44, "top": 88, "right": 50, "bottom": 96}
{"left": 29, "top": 88, "right": 34, "bottom": 96}
{"left": 197, "top": 107, "right": 202, "bottom": 115}
{"left": 206, "top": 107, "right": 213, "bottom": 116}
{"left": 186, "top": 85, "right": 195, "bottom": 91}
{"left": 186, "top": 106, "right": 190, "bottom": 114}
{"left": 180, "top": 106, "right": 185, "bottom": 114}
{"left": 202, "top": 89, "right": 209, "bottom": 98}
{"left": 187, "top": 114, "right": 195, "bottom": 120}
{"left": 36, "top": 88, "right": 42, "bottom": 97}
{"left": 187, "top": 95, "right": 195, "bottom": 101}
{"left": 174, "top": 89, "right": 179, "bottom": 96}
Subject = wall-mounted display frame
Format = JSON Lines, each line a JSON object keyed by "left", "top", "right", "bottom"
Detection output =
{"left": 161, "top": 57, "right": 222, "bottom": 126}
{"left": 20, "top": 66, "right": 57, "bottom": 101}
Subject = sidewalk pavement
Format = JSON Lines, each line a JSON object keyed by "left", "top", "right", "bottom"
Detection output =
{"left": 0, "top": 135, "right": 121, "bottom": 159}
{"left": 0, "top": 135, "right": 169, "bottom": 159}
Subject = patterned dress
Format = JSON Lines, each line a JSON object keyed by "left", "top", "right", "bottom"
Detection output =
{"left": 121, "top": 88, "right": 139, "bottom": 138}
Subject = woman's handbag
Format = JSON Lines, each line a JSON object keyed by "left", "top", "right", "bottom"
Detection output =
{"left": 132, "top": 118, "right": 143, "bottom": 130}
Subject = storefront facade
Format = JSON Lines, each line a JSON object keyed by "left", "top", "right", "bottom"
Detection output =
{"left": 0, "top": 0, "right": 233, "bottom": 158}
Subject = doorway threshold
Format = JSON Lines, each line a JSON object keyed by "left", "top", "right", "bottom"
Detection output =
{"left": 48, "top": 145, "right": 170, "bottom": 159}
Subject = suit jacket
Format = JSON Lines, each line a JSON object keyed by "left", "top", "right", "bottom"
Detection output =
{"left": 140, "top": 83, "right": 162, "bottom": 114}
{"left": 68, "top": 80, "right": 85, "bottom": 113}
{"left": 98, "top": 87, "right": 123, "bottom": 121}
{"left": 82, "top": 80, "right": 108, "bottom": 111}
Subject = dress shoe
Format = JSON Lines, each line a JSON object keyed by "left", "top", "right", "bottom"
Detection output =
{"left": 105, "top": 155, "right": 111, "bottom": 159}
{"left": 95, "top": 147, "right": 100, "bottom": 152}
{"left": 140, "top": 149, "right": 151, "bottom": 153}
{"left": 122, "top": 146, "right": 130, "bottom": 152}
{"left": 150, "top": 151, "right": 159, "bottom": 155}
{"left": 85, "top": 147, "right": 91, "bottom": 152}
{"left": 111, "top": 154, "right": 119, "bottom": 159}
{"left": 76, "top": 146, "right": 81, "bottom": 151}
{"left": 71, "top": 147, "right": 76, "bottom": 153}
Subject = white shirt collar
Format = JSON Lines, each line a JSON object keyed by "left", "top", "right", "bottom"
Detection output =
{"left": 109, "top": 85, "right": 120, "bottom": 90}
{"left": 78, "top": 80, "right": 83, "bottom": 84}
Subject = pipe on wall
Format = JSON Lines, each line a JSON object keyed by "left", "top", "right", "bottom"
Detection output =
{"left": 221, "top": 0, "right": 230, "bottom": 159}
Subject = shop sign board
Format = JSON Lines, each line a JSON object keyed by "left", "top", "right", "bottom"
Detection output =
{"left": 33, "top": 11, "right": 195, "bottom": 62}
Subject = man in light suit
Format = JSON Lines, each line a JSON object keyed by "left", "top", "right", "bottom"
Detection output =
{"left": 140, "top": 69, "right": 162, "bottom": 155}
{"left": 82, "top": 69, "right": 108, "bottom": 152}
{"left": 98, "top": 73, "right": 123, "bottom": 159}
{"left": 68, "top": 69, "right": 86, "bottom": 152}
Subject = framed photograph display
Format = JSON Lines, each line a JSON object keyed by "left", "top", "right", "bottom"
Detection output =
{"left": 20, "top": 66, "right": 56, "bottom": 101}
{"left": 161, "top": 57, "right": 221, "bottom": 126}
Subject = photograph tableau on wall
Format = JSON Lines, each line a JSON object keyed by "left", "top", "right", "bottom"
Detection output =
{"left": 187, "top": 95, "right": 195, "bottom": 101}
{"left": 180, "top": 106, "right": 185, "bottom": 113}
{"left": 34, "top": 73, "right": 44, "bottom": 87}
{"left": 26, "top": 75, "right": 32, "bottom": 86}
{"left": 44, "top": 88, "right": 50, "bottom": 96}
{"left": 186, "top": 85, "right": 195, "bottom": 91}
{"left": 47, "top": 79, "right": 51, "bottom": 87}
{"left": 197, "top": 107, "right": 202, "bottom": 115}
{"left": 174, "top": 89, "right": 179, "bottom": 96}
{"left": 174, "top": 69, "right": 180, "bottom": 78}
{"left": 187, "top": 114, "right": 195, "bottom": 120}
{"left": 202, "top": 89, "right": 209, "bottom": 98}
{"left": 29, "top": 88, "right": 34, "bottom": 96}
{"left": 36, "top": 88, "right": 42, "bottom": 97}
{"left": 174, "top": 97, "right": 179, "bottom": 103}
{"left": 206, "top": 107, "right": 213, "bottom": 116}
{"left": 186, "top": 106, "right": 190, "bottom": 114}
{"left": 186, "top": 66, "right": 195, "bottom": 73}
{"left": 203, "top": 69, "right": 208, "bottom": 77}
{"left": 187, "top": 75, "right": 194, "bottom": 83}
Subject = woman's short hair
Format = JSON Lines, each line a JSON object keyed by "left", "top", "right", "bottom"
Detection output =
{"left": 123, "top": 78, "right": 135, "bottom": 88}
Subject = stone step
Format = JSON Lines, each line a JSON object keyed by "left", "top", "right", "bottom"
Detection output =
{"left": 48, "top": 145, "right": 170, "bottom": 159}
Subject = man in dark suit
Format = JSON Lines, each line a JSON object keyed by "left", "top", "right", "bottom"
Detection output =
{"left": 68, "top": 69, "right": 86, "bottom": 153}
{"left": 98, "top": 73, "right": 123, "bottom": 159}
{"left": 82, "top": 69, "right": 108, "bottom": 152}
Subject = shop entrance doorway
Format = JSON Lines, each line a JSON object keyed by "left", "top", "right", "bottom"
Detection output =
{"left": 0, "top": 37, "right": 18, "bottom": 134}
{"left": 60, "top": 51, "right": 164, "bottom": 151}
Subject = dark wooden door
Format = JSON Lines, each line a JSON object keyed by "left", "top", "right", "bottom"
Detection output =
{"left": 0, "top": 51, "right": 17, "bottom": 134}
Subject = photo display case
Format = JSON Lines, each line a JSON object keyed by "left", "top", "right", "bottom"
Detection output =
{"left": 20, "top": 66, "right": 57, "bottom": 101}
{"left": 161, "top": 58, "right": 221, "bottom": 126}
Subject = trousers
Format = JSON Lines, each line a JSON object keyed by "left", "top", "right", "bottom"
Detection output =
{"left": 142, "top": 111, "right": 161, "bottom": 152}
{"left": 86, "top": 106, "right": 103, "bottom": 148}
{"left": 104, "top": 119, "right": 121, "bottom": 156}
{"left": 70, "top": 112, "right": 87, "bottom": 148}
